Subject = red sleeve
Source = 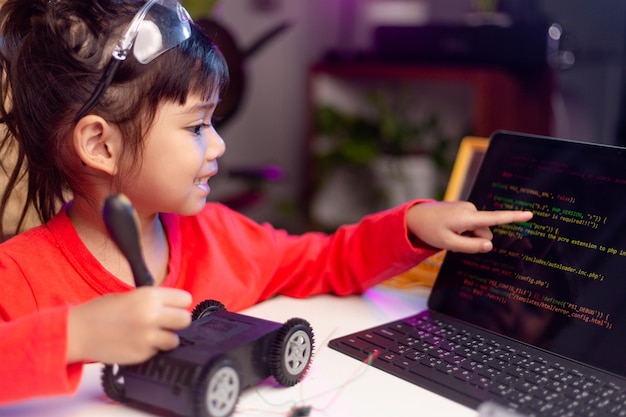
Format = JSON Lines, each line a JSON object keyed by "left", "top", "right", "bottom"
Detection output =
{"left": 267, "top": 200, "right": 436, "bottom": 298}
{"left": 0, "top": 244, "right": 84, "bottom": 405}
{"left": 201, "top": 200, "right": 436, "bottom": 302}
{"left": 0, "top": 305, "right": 83, "bottom": 404}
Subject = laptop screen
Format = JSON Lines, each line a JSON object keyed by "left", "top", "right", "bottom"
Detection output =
{"left": 429, "top": 131, "right": 626, "bottom": 377}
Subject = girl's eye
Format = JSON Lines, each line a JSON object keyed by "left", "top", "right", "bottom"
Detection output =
{"left": 189, "top": 123, "right": 211, "bottom": 136}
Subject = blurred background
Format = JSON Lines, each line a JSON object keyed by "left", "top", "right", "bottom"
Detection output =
{"left": 186, "top": 0, "right": 626, "bottom": 233}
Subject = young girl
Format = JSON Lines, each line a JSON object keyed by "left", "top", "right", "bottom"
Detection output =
{"left": 0, "top": 0, "right": 532, "bottom": 405}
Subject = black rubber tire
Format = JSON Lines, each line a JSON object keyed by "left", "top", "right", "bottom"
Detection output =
{"left": 269, "top": 318, "right": 314, "bottom": 386}
{"left": 192, "top": 299, "right": 227, "bottom": 321}
{"left": 101, "top": 364, "right": 127, "bottom": 403}
{"left": 194, "top": 359, "right": 241, "bottom": 417}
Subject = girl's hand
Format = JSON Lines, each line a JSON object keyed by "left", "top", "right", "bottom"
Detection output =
{"left": 406, "top": 201, "right": 533, "bottom": 254}
{"left": 66, "top": 287, "right": 192, "bottom": 365}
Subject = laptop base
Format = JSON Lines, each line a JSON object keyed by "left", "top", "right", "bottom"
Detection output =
{"left": 329, "top": 310, "right": 626, "bottom": 417}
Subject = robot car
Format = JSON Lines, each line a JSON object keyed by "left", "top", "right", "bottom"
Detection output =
{"left": 101, "top": 299, "right": 315, "bottom": 417}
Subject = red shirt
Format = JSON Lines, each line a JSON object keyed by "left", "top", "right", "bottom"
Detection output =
{"left": 0, "top": 201, "right": 434, "bottom": 404}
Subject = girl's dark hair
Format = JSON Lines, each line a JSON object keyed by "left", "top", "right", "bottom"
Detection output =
{"left": 0, "top": 0, "right": 229, "bottom": 238}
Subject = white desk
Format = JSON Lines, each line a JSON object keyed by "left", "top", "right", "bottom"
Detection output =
{"left": 0, "top": 285, "right": 477, "bottom": 417}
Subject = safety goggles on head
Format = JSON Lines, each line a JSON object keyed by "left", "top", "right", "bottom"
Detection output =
{"left": 75, "top": 0, "right": 192, "bottom": 122}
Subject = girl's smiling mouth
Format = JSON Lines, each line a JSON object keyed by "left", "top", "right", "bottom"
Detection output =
{"left": 194, "top": 167, "right": 218, "bottom": 194}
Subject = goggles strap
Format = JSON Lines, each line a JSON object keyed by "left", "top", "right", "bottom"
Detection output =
{"left": 75, "top": 59, "right": 122, "bottom": 122}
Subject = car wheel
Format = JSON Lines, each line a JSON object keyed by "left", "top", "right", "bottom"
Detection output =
{"left": 192, "top": 299, "right": 226, "bottom": 321}
{"left": 195, "top": 359, "right": 241, "bottom": 417}
{"left": 269, "top": 318, "right": 314, "bottom": 386}
{"left": 101, "top": 364, "right": 127, "bottom": 402}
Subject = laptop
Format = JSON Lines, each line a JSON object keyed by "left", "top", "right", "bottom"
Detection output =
{"left": 329, "top": 130, "right": 626, "bottom": 417}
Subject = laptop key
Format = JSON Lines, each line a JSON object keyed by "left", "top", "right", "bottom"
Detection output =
{"left": 375, "top": 327, "right": 403, "bottom": 340}
{"left": 336, "top": 336, "right": 373, "bottom": 352}
{"left": 393, "top": 357, "right": 417, "bottom": 370}
{"left": 453, "top": 368, "right": 474, "bottom": 382}
{"left": 358, "top": 332, "right": 395, "bottom": 349}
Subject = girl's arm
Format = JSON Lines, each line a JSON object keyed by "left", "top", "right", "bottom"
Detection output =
{"left": 0, "top": 285, "right": 192, "bottom": 405}
{"left": 0, "top": 306, "right": 82, "bottom": 404}
{"left": 198, "top": 201, "right": 437, "bottom": 303}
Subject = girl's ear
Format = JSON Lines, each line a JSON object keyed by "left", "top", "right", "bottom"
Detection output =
{"left": 73, "top": 115, "right": 122, "bottom": 175}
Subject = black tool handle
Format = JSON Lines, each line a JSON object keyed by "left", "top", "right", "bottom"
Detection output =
{"left": 102, "top": 194, "right": 155, "bottom": 287}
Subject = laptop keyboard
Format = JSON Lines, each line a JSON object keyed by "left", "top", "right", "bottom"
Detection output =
{"left": 328, "top": 311, "right": 626, "bottom": 417}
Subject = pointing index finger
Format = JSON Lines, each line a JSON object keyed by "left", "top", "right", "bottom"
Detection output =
{"left": 473, "top": 210, "right": 533, "bottom": 228}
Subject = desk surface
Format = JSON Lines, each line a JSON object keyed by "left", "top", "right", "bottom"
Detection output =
{"left": 0, "top": 286, "right": 477, "bottom": 417}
